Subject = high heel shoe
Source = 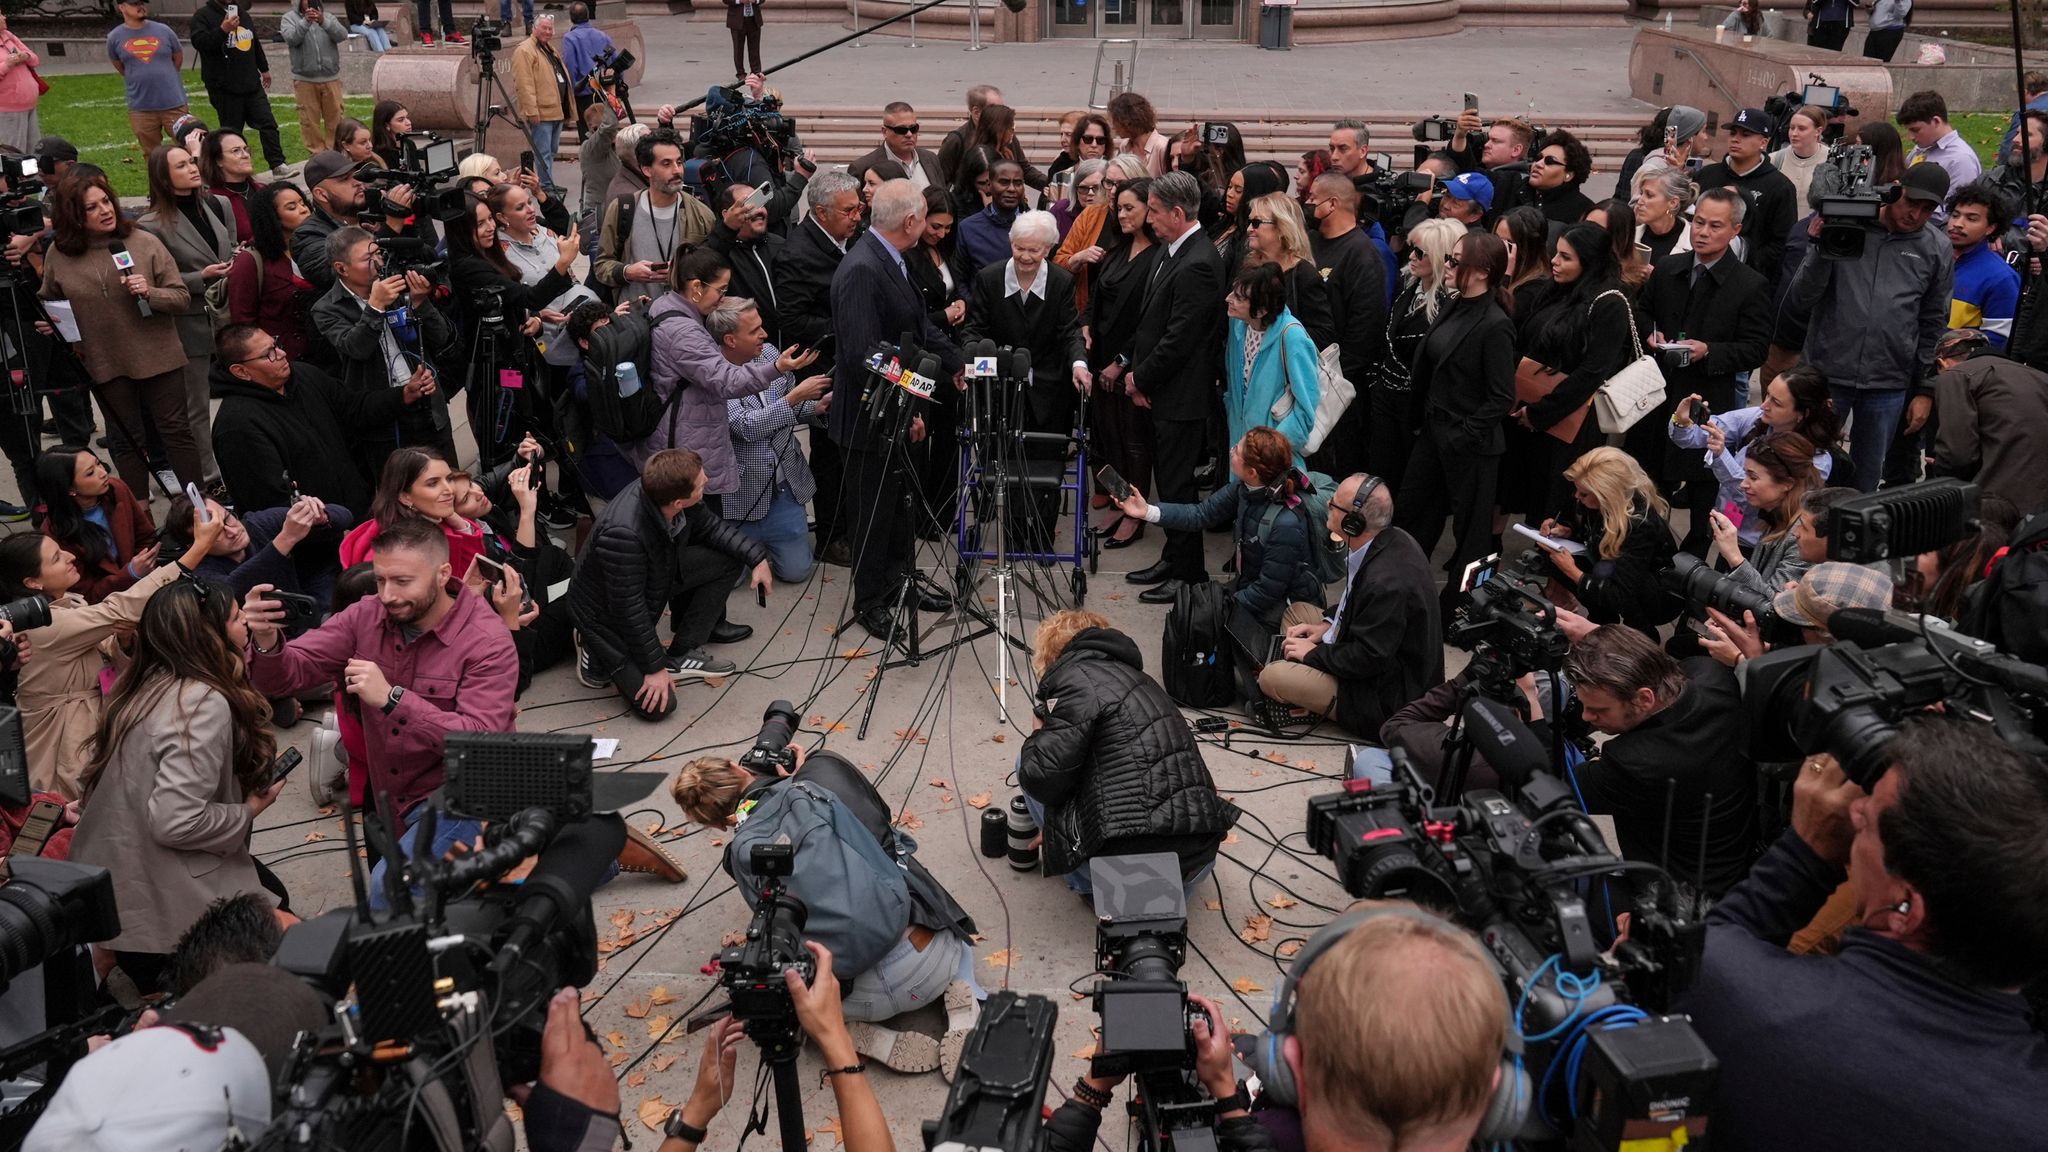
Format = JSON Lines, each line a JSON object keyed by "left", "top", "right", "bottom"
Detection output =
{"left": 1102, "top": 521, "right": 1146, "bottom": 549}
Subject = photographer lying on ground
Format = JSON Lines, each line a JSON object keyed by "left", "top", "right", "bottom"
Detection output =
{"left": 1016, "top": 609, "right": 1239, "bottom": 900}
{"left": 671, "top": 731, "right": 981, "bottom": 1078}
{"left": 1677, "top": 719, "right": 2048, "bottom": 1150}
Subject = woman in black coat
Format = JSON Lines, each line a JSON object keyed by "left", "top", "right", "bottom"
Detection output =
{"left": 1516, "top": 222, "right": 1640, "bottom": 520}
{"left": 1018, "top": 611, "right": 1239, "bottom": 891}
{"left": 1541, "top": 446, "right": 1678, "bottom": 639}
{"left": 907, "top": 187, "right": 975, "bottom": 534}
{"left": 1087, "top": 178, "right": 1161, "bottom": 549}
{"left": 445, "top": 190, "right": 577, "bottom": 467}
{"left": 1392, "top": 230, "right": 1518, "bottom": 601}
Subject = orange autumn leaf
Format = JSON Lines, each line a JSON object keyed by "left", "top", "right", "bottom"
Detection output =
{"left": 1232, "top": 976, "right": 1266, "bottom": 994}
{"left": 625, "top": 1070, "right": 647, "bottom": 1088}
{"left": 991, "top": 732, "right": 1007, "bottom": 743}
{"left": 1266, "top": 894, "right": 1300, "bottom": 910}
{"left": 1203, "top": 900, "right": 1222, "bottom": 911}
{"left": 1294, "top": 760, "right": 1319, "bottom": 771}
{"left": 818, "top": 1116, "right": 845, "bottom": 1148}
{"left": 967, "top": 793, "right": 993, "bottom": 809}
{"left": 651, "top": 1052, "right": 679, "bottom": 1073}
{"left": 1223, "top": 832, "right": 1241, "bottom": 845}
{"left": 1240, "top": 914, "right": 1272, "bottom": 944}
{"left": 623, "top": 1000, "right": 650, "bottom": 1019}
{"left": 928, "top": 778, "right": 949, "bottom": 789}
{"left": 610, "top": 910, "right": 636, "bottom": 931}
{"left": 636, "top": 1096, "right": 671, "bottom": 1132}
{"left": 1264, "top": 751, "right": 1289, "bottom": 764}
{"left": 723, "top": 929, "right": 748, "bottom": 947}
{"left": 604, "top": 1031, "right": 628, "bottom": 1050}
{"left": 894, "top": 811, "right": 924, "bottom": 830}
{"left": 984, "top": 948, "right": 1014, "bottom": 969}
{"left": 645, "top": 1015, "right": 673, "bottom": 1039}
{"left": 304, "top": 829, "right": 326, "bottom": 843}
{"left": 1072, "top": 1042, "right": 1099, "bottom": 1060}
{"left": 608, "top": 1050, "right": 628, "bottom": 1066}
{"left": 649, "top": 985, "right": 675, "bottom": 1006}
{"left": 1277, "top": 940, "right": 1304, "bottom": 958}
{"left": 839, "top": 647, "right": 875, "bottom": 660}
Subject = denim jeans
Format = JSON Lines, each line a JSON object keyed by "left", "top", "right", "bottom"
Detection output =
{"left": 1828, "top": 386, "right": 1907, "bottom": 493}
{"left": 1021, "top": 796, "right": 1217, "bottom": 902}
{"left": 527, "top": 119, "right": 562, "bottom": 192}
{"left": 733, "top": 484, "right": 814, "bottom": 582}
{"left": 840, "top": 929, "right": 976, "bottom": 1022}
{"left": 499, "top": 0, "right": 536, "bottom": 24}
{"left": 350, "top": 23, "right": 394, "bottom": 51}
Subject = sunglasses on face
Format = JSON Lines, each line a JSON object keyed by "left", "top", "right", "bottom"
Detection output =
{"left": 1080, "top": 134, "right": 1107, "bottom": 145}
{"left": 1079, "top": 180, "right": 1103, "bottom": 193}
{"left": 1248, "top": 217, "right": 1274, "bottom": 228}
{"left": 1444, "top": 254, "right": 1462, "bottom": 267}
{"left": 886, "top": 123, "right": 921, "bottom": 135}
{"left": 1534, "top": 154, "right": 1565, "bottom": 167}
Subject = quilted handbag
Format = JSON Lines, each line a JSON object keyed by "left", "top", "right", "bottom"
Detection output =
{"left": 1590, "top": 289, "right": 1666, "bottom": 435}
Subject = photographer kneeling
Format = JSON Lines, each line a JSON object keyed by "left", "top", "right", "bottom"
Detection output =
{"left": 671, "top": 734, "right": 981, "bottom": 1077}
{"left": 1677, "top": 720, "right": 2048, "bottom": 1149}
{"left": 1018, "top": 609, "right": 1239, "bottom": 899}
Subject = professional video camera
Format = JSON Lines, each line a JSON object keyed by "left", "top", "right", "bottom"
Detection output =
{"left": 1815, "top": 141, "right": 1892, "bottom": 261}
{"left": 0, "top": 857, "right": 132, "bottom": 1145}
{"left": 260, "top": 733, "right": 621, "bottom": 1151}
{"left": 714, "top": 843, "right": 815, "bottom": 1029}
{"left": 467, "top": 16, "right": 504, "bottom": 54}
{"left": 1447, "top": 549, "right": 1571, "bottom": 701}
{"left": 1763, "top": 73, "right": 1857, "bottom": 150}
{"left": 1305, "top": 712, "right": 1716, "bottom": 1149}
{"left": 1083, "top": 853, "right": 1213, "bottom": 1152}
{"left": 689, "top": 83, "right": 801, "bottom": 170}
{"left": 590, "top": 45, "right": 636, "bottom": 100}
{"left": 373, "top": 235, "right": 441, "bottom": 279}
{"left": 923, "top": 992, "right": 1058, "bottom": 1152}
{"left": 1412, "top": 115, "right": 1458, "bottom": 143}
{"left": 1358, "top": 167, "right": 1437, "bottom": 228}
{"left": 1738, "top": 479, "right": 2048, "bottom": 786}
{"left": 0, "top": 155, "right": 43, "bottom": 240}
{"left": 738, "top": 699, "right": 801, "bottom": 774}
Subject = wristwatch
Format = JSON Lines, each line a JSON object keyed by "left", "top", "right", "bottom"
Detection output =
{"left": 1213, "top": 1079, "right": 1252, "bottom": 1114}
{"left": 663, "top": 1108, "right": 708, "bottom": 1144}
{"left": 382, "top": 684, "right": 406, "bottom": 715}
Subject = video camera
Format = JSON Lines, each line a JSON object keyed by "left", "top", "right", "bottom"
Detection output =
{"left": 923, "top": 992, "right": 1058, "bottom": 1152}
{"left": 714, "top": 843, "right": 815, "bottom": 1031}
{"left": 1448, "top": 549, "right": 1571, "bottom": 700}
{"left": 591, "top": 45, "right": 636, "bottom": 92}
{"left": 1085, "top": 853, "right": 1214, "bottom": 1151}
{"left": 1305, "top": 713, "right": 1717, "bottom": 1148}
{"left": 372, "top": 235, "right": 440, "bottom": 279}
{"left": 0, "top": 855, "right": 124, "bottom": 1144}
{"left": 738, "top": 699, "right": 801, "bottom": 775}
{"left": 0, "top": 155, "right": 43, "bottom": 240}
{"left": 1815, "top": 141, "right": 1894, "bottom": 261}
{"left": 1764, "top": 74, "right": 1857, "bottom": 151}
{"left": 1358, "top": 168, "right": 1437, "bottom": 229}
{"left": 467, "top": 16, "right": 505, "bottom": 54}
{"left": 689, "top": 83, "right": 801, "bottom": 169}
{"left": 1412, "top": 115, "right": 1458, "bottom": 143}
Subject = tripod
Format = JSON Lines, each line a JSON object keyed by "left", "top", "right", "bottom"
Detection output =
{"left": 955, "top": 364, "right": 1044, "bottom": 724}
{"left": 471, "top": 39, "right": 539, "bottom": 165}
{"left": 742, "top": 1023, "right": 808, "bottom": 1152}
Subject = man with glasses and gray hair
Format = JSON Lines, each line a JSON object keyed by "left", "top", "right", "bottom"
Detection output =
{"left": 830, "top": 178, "right": 963, "bottom": 640}
{"left": 779, "top": 168, "right": 863, "bottom": 563}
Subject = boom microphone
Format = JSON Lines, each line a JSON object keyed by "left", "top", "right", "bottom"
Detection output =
{"left": 1463, "top": 696, "right": 1548, "bottom": 791}
{"left": 107, "top": 239, "right": 150, "bottom": 318}
{"left": 489, "top": 812, "right": 627, "bottom": 976}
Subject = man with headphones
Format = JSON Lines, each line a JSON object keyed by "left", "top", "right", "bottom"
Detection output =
{"left": 1257, "top": 474, "right": 1442, "bottom": 736}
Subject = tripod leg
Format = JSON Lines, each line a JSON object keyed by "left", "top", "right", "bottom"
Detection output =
{"left": 854, "top": 569, "right": 918, "bottom": 740}
{"left": 771, "top": 1058, "right": 807, "bottom": 1152}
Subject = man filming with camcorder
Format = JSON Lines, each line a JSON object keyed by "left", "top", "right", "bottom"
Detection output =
{"left": 670, "top": 700, "right": 981, "bottom": 1077}
{"left": 1677, "top": 718, "right": 2048, "bottom": 1150}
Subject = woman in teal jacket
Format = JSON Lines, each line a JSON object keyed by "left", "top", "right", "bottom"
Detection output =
{"left": 1223, "top": 261, "right": 1320, "bottom": 468}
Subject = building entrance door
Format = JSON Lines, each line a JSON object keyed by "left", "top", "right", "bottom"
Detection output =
{"left": 1048, "top": 0, "right": 1238, "bottom": 39}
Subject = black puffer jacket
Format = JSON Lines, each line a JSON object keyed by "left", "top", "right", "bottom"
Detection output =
{"left": 567, "top": 480, "right": 769, "bottom": 676}
{"left": 1018, "top": 628, "right": 1239, "bottom": 877}
{"left": 1152, "top": 478, "right": 1325, "bottom": 626}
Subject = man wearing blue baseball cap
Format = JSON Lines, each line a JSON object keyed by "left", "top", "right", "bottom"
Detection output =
{"left": 1695, "top": 107, "right": 1799, "bottom": 286}
{"left": 1438, "top": 171, "right": 1492, "bottom": 226}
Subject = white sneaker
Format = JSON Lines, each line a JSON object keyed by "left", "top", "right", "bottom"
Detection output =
{"left": 266, "top": 162, "right": 300, "bottom": 181}
{"left": 574, "top": 631, "right": 607, "bottom": 689}
{"left": 152, "top": 469, "right": 180, "bottom": 497}
{"left": 308, "top": 711, "right": 348, "bottom": 807}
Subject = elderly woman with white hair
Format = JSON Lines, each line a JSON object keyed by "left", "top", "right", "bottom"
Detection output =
{"left": 963, "top": 208, "right": 1089, "bottom": 548}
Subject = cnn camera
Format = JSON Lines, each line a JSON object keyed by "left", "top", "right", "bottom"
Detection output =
{"left": 738, "top": 699, "right": 801, "bottom": 775}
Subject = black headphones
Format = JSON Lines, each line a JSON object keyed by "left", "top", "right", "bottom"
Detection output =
{"left": 1245, "top": 905, "right": 1530, "bottom": 1141}
{"left": 1338, "top": 474, "right": 1384, "bottom": 538}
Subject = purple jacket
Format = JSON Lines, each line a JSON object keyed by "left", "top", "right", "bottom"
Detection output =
{"left": 248, "top": 582, "right": 518, "bottom": 813}
{"left": 638, "top": 291, "right": 781, "bottom": 496}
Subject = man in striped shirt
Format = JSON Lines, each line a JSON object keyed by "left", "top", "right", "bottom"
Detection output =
{"left": 1945, "top": 180, "right": 2020, "bottom": 348}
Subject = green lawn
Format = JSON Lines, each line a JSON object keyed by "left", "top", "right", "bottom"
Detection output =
{"left": 1954, "top": 112, "right": 2010, "bottom": 167}
{"left": 40, "top": 69, "right": 375, "bottom": 197}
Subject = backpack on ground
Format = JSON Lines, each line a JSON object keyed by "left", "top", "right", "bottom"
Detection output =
{"left": 579, "top": 307, "right": 693, "bottom": 445}
{"left": 1256, "top": 470, "right": 1348, "bottom": 586}
{"left": 1963, "top": 510, "right": 2048, "bottom": 664}
{"left": 723, "top": 779, "right": 911, "bottom": 978}
{"left": 1162, "top": 579, "right": 1237, "bottom": 708}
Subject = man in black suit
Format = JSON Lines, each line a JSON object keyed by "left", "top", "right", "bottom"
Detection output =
{"left": 1125, "top": 171, "right": 1226, "bottom": 601}
{"left": 962, "top": 208, "right": 1089, "bottom": 550}
{"left": 704, "top": 182, "right": 784, "bottom": 346}
{"left": 850, "top": 102, "right": 945, "bottom": 192}
{"left": 1258, "top": 475, "right": 1441, "bottom": 735}
{"left": 779, "top": 169, "right": 863, "bottom": 562}
{"left": 829, "top": 178, "right": 964, "bottom": 639}
{"left": 1629, "top": 187, "right": 1773, "bottom": 554}
{"left": 938, "top": 84, "right": 1002, "bottom": 185}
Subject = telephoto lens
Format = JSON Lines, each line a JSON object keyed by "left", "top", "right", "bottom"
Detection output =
{"left": 1006, "top": 795, "right": 1039, "bottom": 872}
{"left": 980, "top": 807, "right": 1008, "bottom": 858}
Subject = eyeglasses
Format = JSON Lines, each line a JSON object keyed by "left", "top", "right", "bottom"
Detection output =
{"left": 1248, "top": 217, "right": 1274, "bottom": 228}
{"left": 825, "top": 201, "right": 865, "bottom": 216}
{"left": 1533, "top": 154, "right": 1565, "bottom": 168}
{"left": 1407, "top": 249, "right": 1429, "bottom": 262}
{"left": 886, "top": 123, "right": 921, "bottom": 136}
{"left": 236, "top": 344, "right": 287, "bottom": 364}
{"left": 1078, "top": 180, "right": 1103, "bottom": 194}
{"left": 1444, "top": 254, "right": 1462, "bottom": 268}
{"left": 1079, "top": 134, "right": 1108, "bottom": 145}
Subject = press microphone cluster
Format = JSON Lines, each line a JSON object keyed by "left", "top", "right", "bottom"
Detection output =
{"left": 859, "top": 336, "right": 938, "bottom": 441}
{"left": 107, "top": 239, "right": 150, "bottom": 318}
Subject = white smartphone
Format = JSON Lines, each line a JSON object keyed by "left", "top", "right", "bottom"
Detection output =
{"left": 227, "top": 4, "right": 238, "bottom": 15}
{"left": 185, "top": 481, "right": 211, "bottom": 522}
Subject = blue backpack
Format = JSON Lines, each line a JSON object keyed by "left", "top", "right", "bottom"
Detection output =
{"left": 724, "top": 780, "right": 911, "bottom": 978}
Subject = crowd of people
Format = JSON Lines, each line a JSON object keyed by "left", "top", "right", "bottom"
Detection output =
{"left": 0, "top": 25, "right": 2043, "bottom": 1152}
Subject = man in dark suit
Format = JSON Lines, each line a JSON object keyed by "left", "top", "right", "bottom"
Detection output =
{"left": 778, "top": 169, "right": 863, "bottom": 561}
{"left": 938, "top": 84, "right": 1002, "bottom": 185}
{"left": 1125, "top": 171, "right": 1226, "bottom": 600}
{"left": 850, "top": 102, "right": 945, "bottom": 192}
{"left": 704, "top": 182, "right": 784, "bottom": 346}
{"left": 1629, "top": 187, "right": 1773, "bottom": 553}
{"left": 962, "top": 209, "right": 1089, "bottom": 550}
{"left": 1258, "top": 475, "right": 1441, "bottom": 735}
{"left": 829, "top": 178, "right": 964, "bottom": 639}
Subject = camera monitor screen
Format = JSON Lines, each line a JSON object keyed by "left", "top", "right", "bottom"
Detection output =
{"left": 1802, "top": 84, "right": 1841, "bottom": 110}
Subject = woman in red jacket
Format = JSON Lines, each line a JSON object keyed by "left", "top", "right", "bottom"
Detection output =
{"left": 33, "top": 448, "right": 159, "bottom": 604}
{"left": 226, "top": 183, "right": 319, "bottom": 359}
{"left": 337, "top": 447, "right": 487, "bottom": 573}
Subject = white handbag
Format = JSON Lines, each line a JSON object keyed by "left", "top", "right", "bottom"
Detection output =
{"left": 1590, "top": 289, "right": 1666, "bottom": 435}
{"left": 1268, "top": 321, "right": 1354, "bottom": 455}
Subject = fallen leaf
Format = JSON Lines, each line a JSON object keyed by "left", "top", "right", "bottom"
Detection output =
{"left": 818, "top": 1116, "right": 845, "bottom": 1147}
{"left": 605, "top": 1031, "right": 628, "bottom": 1050}
{"left": 1248, "top": 768, "right": 1264, "bottom": 778}
{"left": 1203, "top": 900, "right": 1222, "bottom": 911}
{"left": 579, "top": 988, "right": 602, "bottom": 1006}
{"left": 1232, "top": 976, "right": 1266, "bottom": 994}
{"left": 1266, "top": 894, "right": 1299, "bottom": 910}
{"left": 651, "top": 1052, "right": 679, "bottom": 1073}
{"left": 1071, "top": 1042, "right": 1099, "bottom": 1059}
{"left": 317, "top": 805, "right": 336, "bottom": 816}
{"left": 723, "top": 929, "right": 748, "bottom": 947}
{"left": 637, "top": 1096, "right": 671, "bottom": 1132}
{"left": 623, "top": 999, "right": 650, "bottom": 1019}
{"left": 1294, "top": 760, "right": 1319, "bottom": 771}
{"left": 1223, "top": 832, "right": 1241, "bottom": 845}
{"left": 991, "top": 732, "right": 1007, "bottom": 743}
{"left": 1070, "top": 990, "right": 1088, "bottom": 1001}
{"left": 893, "top": 811, "right": 924, "bottom": 830}
{"left": 646, "top": 1014, "right": 674, "bottom": 1039}
{"left": 839, "top": 647, "right": 874, "bottom": 660}
{"left": 625, "top": 1070, "right": 648, "bottom": 1088}
{"left": 984, "top": 948, "right": 1013, "bottom": 969}
{"left": 610, "top": 910, "right": 636, "bottom": 931}
{"left": 608, "top": 1049, "right": 628, "bottom": 1066}
{"left": 304, "top": 829, "right": 326, "bottom": 843}
{"left": 1264, "top": 751, "right": 1289, "bottom": 764}
{"left": 969, "top": 933, "right": 986, "bottom": 943}
{"left": 967, "top": 792, "right": 992, "bottom": 809}
{"left": 927, "top": 778, "right": 949, "bottom": 789}
{"left": 642, "top": 819, "right": 664, "bottom": 836}
{"left": 649, "top": 985, "right": 675, "bottom": 1006}
{"left": 1277, "top": 940, "right": 1304, "bottom": 959}
{"left": 1240, "top": 914, "right": 1272, "bottom": 944}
